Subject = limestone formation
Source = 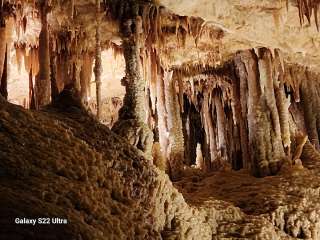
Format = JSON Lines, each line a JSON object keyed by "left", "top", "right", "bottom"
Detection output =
{"left": 112, "top": 12, "right": 153, "bottom": 159}
{"left": 2, "top": 0, "right": 320, "bottom": 239}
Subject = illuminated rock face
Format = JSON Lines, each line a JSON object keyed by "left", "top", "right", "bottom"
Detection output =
{"left": 3, "top": 1, "right": 320, "bottom": 239}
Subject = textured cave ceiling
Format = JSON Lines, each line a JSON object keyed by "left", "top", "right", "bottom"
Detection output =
{"left": 159, "top": 0, "right": 320, "bottom": 71}
{"left": 11, "top": 0, "right": 320, "bottom": 71}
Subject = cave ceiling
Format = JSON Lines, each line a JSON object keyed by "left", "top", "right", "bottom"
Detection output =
{"left": 159, "top": 0, "right": 320, "bottom": 71}
{"left": 8, "top": 0, "right": 320, "bottom": 73}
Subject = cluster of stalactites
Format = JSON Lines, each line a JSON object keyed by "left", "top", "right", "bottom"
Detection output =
{"left": 0, "top": 1, "right": 15, "bottom": 99}
{"left": 295, "top": 0, "right": 320, "bottom": 30}
{"left": 163, "top": 47, "right": 314, "bottom": 176}
{"left": 104, "top": 0, "right": 223, "bottom": 51}
{"left": 180, "top": 48, "right": 291, "bottom": 176}
{"left": 180, "top": 74, "right": 235, "bottom": 171}
{"left": 175, "top": 47, "right": 320, "bottom": 177}
{"left": 52, "top": 29, "right": 95, "bottom": 93}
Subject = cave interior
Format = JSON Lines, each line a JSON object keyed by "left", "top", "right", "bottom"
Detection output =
{"left": 2, "top": 0, "right": 320, "bottom": 239}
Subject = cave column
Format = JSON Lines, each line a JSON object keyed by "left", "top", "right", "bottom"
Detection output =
{"left": 164, "top": 70, "right": 185, "bottom": 178}
{"left": 120, "top": 17, "right": 147, "bottom": 123}
{"left": 94, "top": 0, "right": 102, "bottom": 120}
{"left": 156, "top": 71, "right": 169, "bottom": 167}
{"left": 35, "top": 1, "right": 51, "bottom": 108}
{"left": 112, "top": 13, "right": 153, "bottom": 159}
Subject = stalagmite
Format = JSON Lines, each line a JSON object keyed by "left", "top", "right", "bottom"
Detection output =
{"left": 35, "top": 1, "right": 50, "bottom": 108}
{"left": 195, "top": 143, "right": 204, "bottom": 169}
{"left": 94, "top": 0, "right": 102, "bottom": 120}
{"left": 164, "top": 70, "right": 184, "bottom": 178}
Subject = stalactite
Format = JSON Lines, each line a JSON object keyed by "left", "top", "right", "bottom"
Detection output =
{"left": 0, "top": 44, "right": 7, "bottom": 99}
{"left": 295, "top": 0, "right": 320, "bottom": 30}
{"left": 164, "top": 70, "right": 185, "bottom": 178}
{"left": 94, "top": 0, "right": 102, "bottom": 120}
{"left": 35, "top": 2, "right": 50, "bottom": 109}
{"left": 195, "top": 143, "right": 204, "bottom": 169}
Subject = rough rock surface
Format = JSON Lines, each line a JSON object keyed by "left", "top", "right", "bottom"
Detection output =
{"left": 0, "top": 96, "right": 319, "bottom": 239}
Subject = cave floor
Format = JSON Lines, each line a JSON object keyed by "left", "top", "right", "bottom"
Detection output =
{"left": 174, "top": 164, "right": 320, "bottom": 238}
